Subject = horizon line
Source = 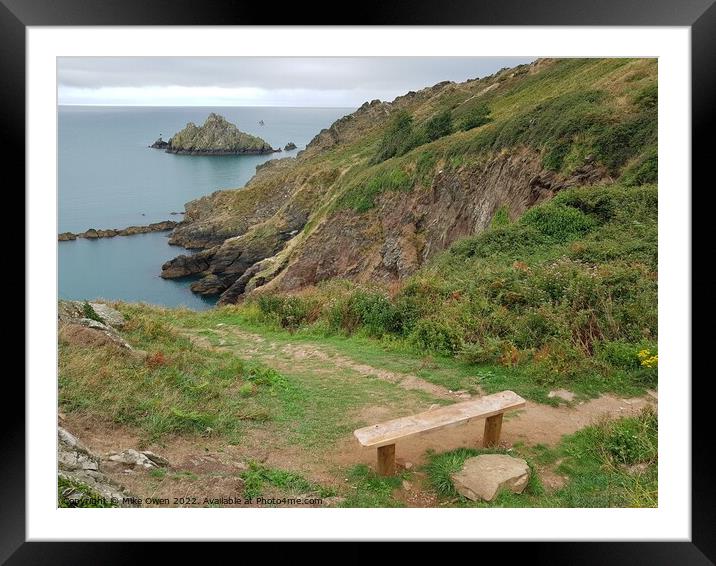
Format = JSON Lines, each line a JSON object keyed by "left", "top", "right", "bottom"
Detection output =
{"left": 58, "top": 103, "right": 358, "bottom": 109}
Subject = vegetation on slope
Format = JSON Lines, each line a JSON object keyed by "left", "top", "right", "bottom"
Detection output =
{"left": 332, "top": 58, "right": 656, "bottom": 213}
{"left": 242, "top": 183, "right": 658, "bottom": 402}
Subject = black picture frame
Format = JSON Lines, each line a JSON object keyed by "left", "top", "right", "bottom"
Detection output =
{"left": 7, "top": 0, "right": 709, "bottom": 560}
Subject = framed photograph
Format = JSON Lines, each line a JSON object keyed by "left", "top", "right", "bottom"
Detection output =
{"left": 10, "top": 0, "right": 709, "bottom": 559}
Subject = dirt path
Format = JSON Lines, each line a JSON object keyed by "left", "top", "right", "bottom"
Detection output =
{"left": 67, "top": 323, "right": 656, "bottom": 507}
{"left": 188, "top": 324, "right": 658, "bottom": 461}
{"left": 193, "top": 325, "right": 463, "bottom": 400}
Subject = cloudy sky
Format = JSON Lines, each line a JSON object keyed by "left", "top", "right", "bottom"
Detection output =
{"left": 57, "top": 57, "right": 535, "bottom": 107}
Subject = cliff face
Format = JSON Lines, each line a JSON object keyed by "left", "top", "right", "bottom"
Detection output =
{"left": 166, "top": 113, "right": 276, "bottom": 155}
{"left": 161, "top": 58, "right": 657, "bottom": 304}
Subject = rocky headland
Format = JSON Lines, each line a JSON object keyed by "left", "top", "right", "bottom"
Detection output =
{"left": 160, "top": 113, "right": 279, "bottom": 156}
{"left": 155, "top": 59, "right": 656, "bottom": 306}
{"left": 59, "top": 220, "right": 178, "bottom": 241}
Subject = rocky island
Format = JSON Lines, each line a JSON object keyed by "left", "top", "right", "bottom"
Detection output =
{"left": 157, "top": 113, "right": 278, "bottom": 155}
{"left": 149, "top": 136, "right": 169, "bottom": 149}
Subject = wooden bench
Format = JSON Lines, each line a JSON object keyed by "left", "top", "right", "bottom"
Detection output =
{"left": 353, "top": 390, "right": 526, "bottom": 476}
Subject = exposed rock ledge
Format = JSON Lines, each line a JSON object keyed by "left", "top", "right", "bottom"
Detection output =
{"left": 58, "top": 220, "right": 178, "bottom": 241}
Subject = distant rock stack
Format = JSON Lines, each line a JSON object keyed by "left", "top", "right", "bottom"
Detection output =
{"left": 158, "top": 113, "right": 278, "bottom": 155}
{"left": 149, "top": 136, "right": 169, "bottom": 149}
{"left": 284, "top": 142, "right": 297, "bottom": 151}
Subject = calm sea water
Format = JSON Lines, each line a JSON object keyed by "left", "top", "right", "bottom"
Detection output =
{"left": 58, "top": 106, "right": 353, "bottom": 309}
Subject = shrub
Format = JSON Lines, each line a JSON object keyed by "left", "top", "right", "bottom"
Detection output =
{"left": 415, "top": 151, "right": 437, "bottom": 185}
{"left": 424, "top": 110, "right": 453, "bottom": 142}
{"left": 256, "top": 295, "right": 318, "bottom": 329}
{"left": 459, "top": 103, "right": 491, "bottom": 131}
{"left": 409, "top": 318, "right": 464, "bottom": 355}
{"left": 512, "top": 310, "right": 559, "bottom": 349}
{"left": 490, "top": 206, "right": 511, "bottom": 229}
{"left": 604, "top": 407, "right": 657, "bottom": 465}
{"left": 597, "top": 341, "right": 644, "bottom": 370}
{"left": 372, "top": 110, "right": 417, "bottom": 163}
{"left": 460, "top": 337, "right": 505, "bottom": 365}
{"left": 522, "top": 203, "right": 596, "bottom": 242}
{"left": 348, "top": 291, "right": 399, "bottom": 337}
{"left": 450, "top": 224, "right": 547, "bottom": 259}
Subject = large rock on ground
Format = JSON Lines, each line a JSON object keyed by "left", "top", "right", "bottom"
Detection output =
{"left": 89, "top": 302, "right": 125, "bottom": 328}
{"left": 451, "top": 454, "right": 530, "bottom": 502}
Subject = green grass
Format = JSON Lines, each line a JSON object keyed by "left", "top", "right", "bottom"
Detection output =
{"left": 61, "top": 302, "right": 443, "bottom": 450}
{"left": 59, "top": 307, "right": 308, "bottom": 443}
{"left": 339, "top": 464, "right": 407, "bottom": 507}
{"left": 424, "top": 407, "right": 657, "bottom": 507}
{"left": 240, "top": 462, "right": 335, "bottom": 499}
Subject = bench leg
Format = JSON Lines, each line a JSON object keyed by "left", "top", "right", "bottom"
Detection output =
{"left": 377, "top": 444, "right": 396, "bottom": 476}
{"left": 483, "top": 414, "right": 503, "bottom": 447}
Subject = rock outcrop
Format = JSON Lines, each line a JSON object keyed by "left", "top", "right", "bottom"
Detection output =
{"left": 157, "top": 58, "right": 655, "bottom": 305}
{"left": 58, "top": 300, "right": 137, "bottom": 353}
{"left": 284, "top": 142, "right": 297, "bottom": 151}
{"left": 165, "top": 113, "right": 277, "bottom": 155}
{"left": 58, "top": 220, "right": 178, "bottom": 241}
{"left": 58, "top": 427, "right": 137, "bottom": 506}
{"left": 149, "top": 136, "right": 169, "bottom": 149}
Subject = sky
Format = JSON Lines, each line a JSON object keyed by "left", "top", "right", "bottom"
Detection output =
{"left": 57, "top": 57, "right": 536, "bottom": 107}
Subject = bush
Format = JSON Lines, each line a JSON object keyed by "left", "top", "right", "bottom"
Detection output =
{"left": 597, "top": 341, "right": 644, "bottom": 370}
{"left": 415, "top": 151, "right": 437, "bottom": 185}
{"left": 256, "top": 295, "right": 318, "bottom": 329}
{"left": 460, "top": 337, "right": 506, "bottom": 364}
{"left": 605, "top": 407, "right": 657, "bottom": 465}
{"left": 450, "top": 224, "right": 547, "bottom": 259}
{"left": 459, "top": 103, "right": 491, "bottom": 131}
{"left": 424, "top": 110, "right": 453, "bottom": 142}
{"left": 372, "top": 110, "right": 419, "bottom": 163}
{"left": 522, "top": 203, "right": 596, "bottom": 242}
{"left": 348, "top": 292, "right": 399, "bottom": 336}
{"left": 490, "top": 206, "right": 511, "bottom": 229}
{"left": 409, "top": 318, "right": 464, "bottom": 355}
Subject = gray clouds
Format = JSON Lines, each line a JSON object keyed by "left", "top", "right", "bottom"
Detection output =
{"left": 58, "top": 57, "right": 536, "bottom": 106}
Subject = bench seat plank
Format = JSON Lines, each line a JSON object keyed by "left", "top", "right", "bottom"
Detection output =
{"left": 354, "top": 390, "right": 526, "bottom": 448}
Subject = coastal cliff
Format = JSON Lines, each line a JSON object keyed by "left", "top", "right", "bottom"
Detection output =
{"left": 164, "top": 113, "right": 277, "bottom": 155}
{"left": 161, "top": 59, "right": 658, "bottom": 305}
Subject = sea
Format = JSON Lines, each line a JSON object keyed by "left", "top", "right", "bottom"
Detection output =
{"left": 58, "top": 106, "right": 353, "bottom": 309}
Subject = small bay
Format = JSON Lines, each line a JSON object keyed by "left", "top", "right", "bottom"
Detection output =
{"left": 58, "top": 105, "right": 352, "bottom": 309}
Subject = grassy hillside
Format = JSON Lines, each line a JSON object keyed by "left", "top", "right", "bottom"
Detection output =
{"left": 59, "top": 58, "right": 659, "bottom": 508}
{"left": 239, "top": 182, "right": 657, "bottom": 402}
{"left": 164, "top": 58, "right": 658, "bottom": 302}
